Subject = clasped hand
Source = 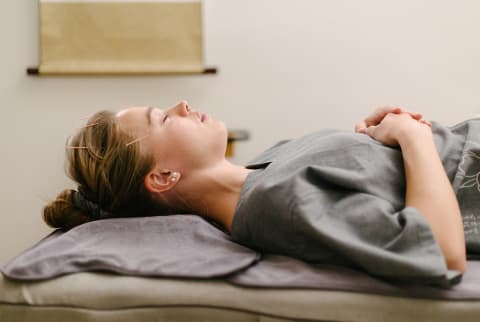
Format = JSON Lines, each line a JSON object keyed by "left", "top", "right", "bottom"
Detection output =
{"left": 355, "top": 106, "right": 432, "bottom": 147}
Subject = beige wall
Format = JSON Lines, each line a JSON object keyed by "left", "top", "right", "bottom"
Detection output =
{"left": 1, "top": 0, "right": 480, "bottom": 265}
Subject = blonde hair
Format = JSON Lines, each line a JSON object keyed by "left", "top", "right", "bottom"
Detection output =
{"left": 43, "top": 110, "right": 158, "bottom": 230}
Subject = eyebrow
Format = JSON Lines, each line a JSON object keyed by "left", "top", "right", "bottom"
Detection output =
{"left": 146, "top": 106, "right": 153, "bottom": 126}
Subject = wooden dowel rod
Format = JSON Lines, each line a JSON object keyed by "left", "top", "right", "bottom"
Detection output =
{"left": 26, "top": 67, "right": 217, "bottom": 76}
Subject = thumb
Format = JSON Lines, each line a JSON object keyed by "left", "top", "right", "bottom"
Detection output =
{"left": 354, "top": 122, "right": 367, "bottom": 133}
{"left": 364, "top": 125, "right": 378, "bottom": 137}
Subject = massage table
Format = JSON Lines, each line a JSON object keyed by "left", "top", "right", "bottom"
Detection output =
{"left": 1, "top": 216, "right": 479, "bottom": 322}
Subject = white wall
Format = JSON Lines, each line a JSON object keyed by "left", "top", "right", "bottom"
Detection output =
{"left": 1, "top": 0, "right": 480, "bottom": 265}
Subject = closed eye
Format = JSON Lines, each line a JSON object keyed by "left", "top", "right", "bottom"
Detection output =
{"left": 162, "top": 113, "right": 169, "bottom": 123}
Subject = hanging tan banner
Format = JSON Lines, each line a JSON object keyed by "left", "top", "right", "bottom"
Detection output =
{"left": 39, "top": 0, "right": 204, "bottom": 74}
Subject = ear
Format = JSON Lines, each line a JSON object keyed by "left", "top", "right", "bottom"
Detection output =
{"left": 144, "top": 168, "right": 181, "bottom": 193}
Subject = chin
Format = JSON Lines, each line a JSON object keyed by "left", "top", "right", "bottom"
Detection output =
{"left": 214, "top": 120, "right": 228, "bottom": 136}
{"left": 219, "top": 125, "right": 229, "bottom": 155}
{"left": 208, "top": 120, "right": 228, "bottom": 153}
{"left": 220, "top": 121, "right": 228, "bottom": 135}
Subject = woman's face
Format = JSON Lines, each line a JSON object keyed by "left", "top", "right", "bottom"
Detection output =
{"left": 116, "top": 101, "right": 228, "bottom": 173}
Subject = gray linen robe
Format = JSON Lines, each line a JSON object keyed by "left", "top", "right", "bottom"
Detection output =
{"left": 232, "top": 119, "right": 480, "bottom": 286}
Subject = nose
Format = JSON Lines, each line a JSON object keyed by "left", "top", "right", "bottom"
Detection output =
{"left": 171, "top": 100, "right": 191, "bottom": 116}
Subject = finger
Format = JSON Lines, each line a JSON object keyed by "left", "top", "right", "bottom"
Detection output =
{"left": 410, "top": 112, "right": 422, "bottom": 120}
{"left": 396, "top": 107, "right": 422, "bottom": 120}
{"left": 392, "top": 106, "right": 405, "bottom": 114}
{"left": 419, "top": 119, "right": 432, "bottom": 127}
{"left": 388, "top": 105, "right": 421, "bottom": 119}
{"left": 356, "top": 126, "right": 367, "bottom": 134}
{"left": 357, "top": 105, "right": 408, "bottom": 132}
{"left": 354, "top": 122, "right": 367, "bottom": 133}
{"left": 364, "top": 106, "right": 401, "bottom": 127}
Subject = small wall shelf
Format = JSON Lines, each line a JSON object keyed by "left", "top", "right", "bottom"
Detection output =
{"left": 226, "top": 130, "right": 250, "bottom": 157}
{"left": 26, "top": 67, "right": 218, "bottom": 76}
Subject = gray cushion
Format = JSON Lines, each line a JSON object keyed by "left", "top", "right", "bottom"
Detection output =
{"left": 1, "top": 215, "right": 260, "bottom": 280}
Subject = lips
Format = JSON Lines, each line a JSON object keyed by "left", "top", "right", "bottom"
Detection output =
{"left": 194, "top": 111, "right": 208, "bottom": 122}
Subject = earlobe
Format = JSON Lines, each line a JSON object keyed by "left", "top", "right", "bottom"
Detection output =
{"left": 168, "top": 172, "right": 180, "bottom": 182}
{"left": 144, "top": 169, "right": 181, "bottom": 193}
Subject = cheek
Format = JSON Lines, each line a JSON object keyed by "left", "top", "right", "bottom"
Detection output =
{"left": 165, "top": 127, "right": 201, "bottom": 157}
{"left": 162, "top": 122, "right": 225, "bottom": 167}
{"left": 170, "top": 124, "right": 197, "bottom": 143}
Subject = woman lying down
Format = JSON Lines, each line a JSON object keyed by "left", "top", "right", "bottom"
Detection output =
{"left": 44, "top": 102, "right": 474, "bottom": 283}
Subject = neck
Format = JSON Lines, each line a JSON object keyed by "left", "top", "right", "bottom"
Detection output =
{"left": 178, "top": 160, "right": 251, "bottom": 233}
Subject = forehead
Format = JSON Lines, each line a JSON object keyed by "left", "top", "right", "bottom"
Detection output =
{"left": 116, "top": 106, "right": 147, "bottom": 119}
{"left": 116, "top": 106, "right": 151, "bottom": 132}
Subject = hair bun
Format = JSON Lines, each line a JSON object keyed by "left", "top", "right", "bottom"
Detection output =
{"left": 43, "top": 189, "right": 91, "bottom": 230}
